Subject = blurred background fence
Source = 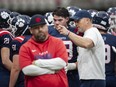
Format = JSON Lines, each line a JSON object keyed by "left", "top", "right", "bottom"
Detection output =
{"left": 0, "top": 0, "right": 116, "bottom": 15}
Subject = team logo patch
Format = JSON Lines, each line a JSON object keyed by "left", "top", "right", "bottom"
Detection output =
{"left": 36, "top": 18, "right": 41, "bottom": 23}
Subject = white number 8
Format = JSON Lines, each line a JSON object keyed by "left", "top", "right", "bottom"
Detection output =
{"left": 105, "top": 44, "right": 111, "bottom": 64}
{"left": 63, "top": 41, "right": 73, "bottom": 60}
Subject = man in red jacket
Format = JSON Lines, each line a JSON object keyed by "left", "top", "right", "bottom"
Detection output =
{"left": 19, "top": 14, "right": 69, "bottom": 87}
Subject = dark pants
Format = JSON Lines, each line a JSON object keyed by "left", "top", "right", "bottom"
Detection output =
{"left": 106, "top": 76, "right": 116, "bottom": 87}
{"left": 67, "top": 71, "right": 80, "bottom": 87}
{"left": 0, "top": 71, "right": 10, "bottom": 87}
{"left": 80, "top": 79, "right": 106, "bottom": 87}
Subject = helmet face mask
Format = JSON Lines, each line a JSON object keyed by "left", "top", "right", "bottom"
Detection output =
{"left": 11, "top": 15, "right": 31, "bottom": 36}
{"left": 8, "top": 12, "right": 20, "bottom": 29}
{"left": 45, "top": 12, "right": 54, "bottom": 26}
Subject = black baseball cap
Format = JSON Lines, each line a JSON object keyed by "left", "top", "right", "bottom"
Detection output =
{"left": 70, "top": 10, "right": 92, "bottom": 21}
{"left": 29, "top": 14, "right": 46, "bottom": 28}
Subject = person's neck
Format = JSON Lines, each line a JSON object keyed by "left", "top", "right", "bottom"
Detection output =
{"left": 85, "top": 24, "right": 93, "bottom": 31}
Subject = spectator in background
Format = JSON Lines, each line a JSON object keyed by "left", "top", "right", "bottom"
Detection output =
{"left": 56, "top": 10, "right": 106, "bottom": 87}
{"left": 93, "top": 11, "right": 116, "bottom": 87}
{"left": 48, "top": 7, "right": 80, "bottom": 87}
{"left": 19, "top": 14, "right": 68, "bottom": 87}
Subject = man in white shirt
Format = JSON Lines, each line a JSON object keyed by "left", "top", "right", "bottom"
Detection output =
{"left": 56, "top": 10, "right": 106, "bottom": 87}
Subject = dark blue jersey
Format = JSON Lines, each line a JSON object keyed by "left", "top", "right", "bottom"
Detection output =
{"left": 102, "top": 34, "right": 116, "bottom": 76}
{"left": 48, "top": 25, "right": 80, "bottom": 87}
{"left": 48, "top": 26, "right": 80, "bottom": 87}
{"left": 0, "top": 30, "right": 14, "bottom": 71}
{"left": 48, "top": 25, "right": 78, "bottom": 63}
{"left": 0, "top": 29, "right": 14, "bottom": 87}
{"left": 10, "top": 35, "right": 31, "bottom": 87}
{"left": 10, "top": 35, "right": 31, "bottom": 55}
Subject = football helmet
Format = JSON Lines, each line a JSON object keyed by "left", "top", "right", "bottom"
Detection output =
{"left": 0, "top": 8, "right": 11, "bottom": 29}
{"left": 66, "top": 6, "right": 81, "bottom": 27}
{"left": 44, "top": 12, "right": 54, "bottom": 26}
{"left": 93, "top": 11, "right": 110, "bottom": 31}
{"left": 107, "top": 7, "right": 116, "bottom": 15}
{"left": 9, "top": 12, "right": 20, "bottom": 24}
{"left": 87, "top": 9, "right": 98, "bottom": 18}
{"left": 8, "top": 12, "right": 21, "bottom": 31}
{"left": 66, "top": 6, "right": 81, "bottom": 18}
{"left": 11, "top": 15, "right": 31, "bottom": 36}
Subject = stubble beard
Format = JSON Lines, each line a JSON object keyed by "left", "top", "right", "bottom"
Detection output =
{"left": 34, "top": 32, "right": 47, "bottom": 42}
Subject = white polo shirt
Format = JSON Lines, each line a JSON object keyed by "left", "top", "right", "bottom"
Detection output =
{"left": 77, "top": 27, "right": 105, "bottom": 80}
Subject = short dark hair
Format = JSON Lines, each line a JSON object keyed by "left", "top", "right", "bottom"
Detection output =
{"left": 52, "top": 7, "right": 69, "bottom": 18}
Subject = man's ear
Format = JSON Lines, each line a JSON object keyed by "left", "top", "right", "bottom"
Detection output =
{"left": 66, "top": 17, "right": 69, "bottom": 22}
{"left": 86, "top": 18, "right": 90, "bottom": 24}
